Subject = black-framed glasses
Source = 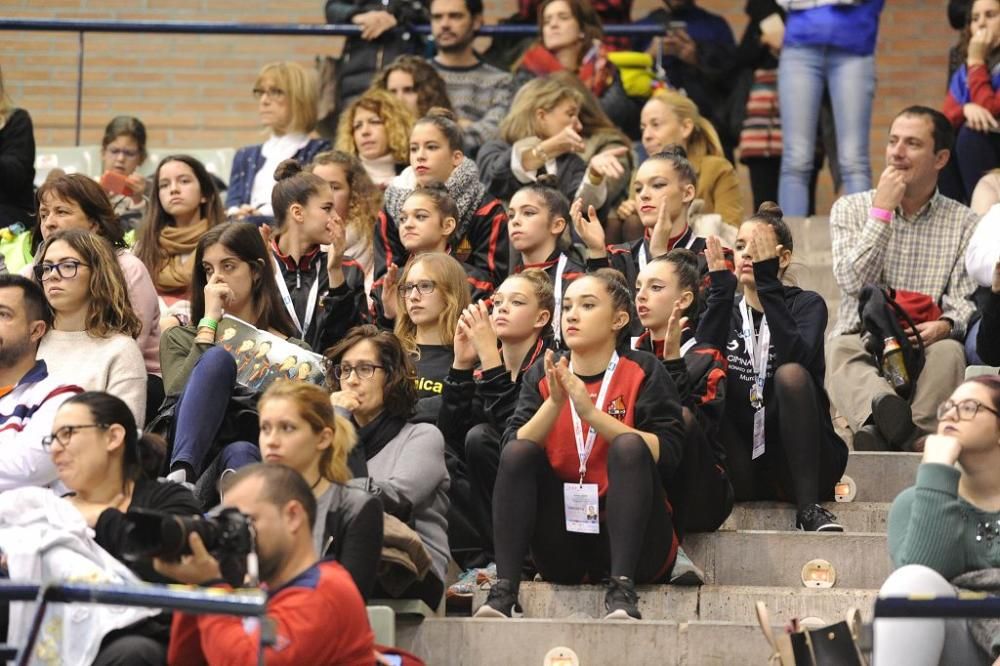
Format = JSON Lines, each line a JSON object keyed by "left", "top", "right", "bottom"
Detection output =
{"left": 34, "top": 260, "right": 89, "bottom": 282}
{"left": 42, "top": 424, "right": 108, "bottom": 451}
{"left": 398, "top": 280, "right": 436, "bottom": 297}
{"left": 252, "top": 87, "right": 286, "bottom": 100}
{"left": 333, "top": 363, "right": 385, "bottom": 380}
{"left": 937, "top": 399, "right": 1000, "bottom": 422}
{"left": 106, "top": 147, "right": 139, "bottom": 159}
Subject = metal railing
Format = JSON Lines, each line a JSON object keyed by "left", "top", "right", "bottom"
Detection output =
{"left": 0, "top": 17, "right": 664, "bottom": 144}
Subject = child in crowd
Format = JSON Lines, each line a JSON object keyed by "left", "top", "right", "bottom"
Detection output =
{"left": 477, "top": 269, "right": 685, "bottom": 621}
{"left": 227, "top": 62, "right": 330, "bottom": 220}
{"left": 256, "top": 381, "right": 383, "bottom": 600}
{"left": 98, "top": 115, "right": 149, "bottom": 224}
{"left": 134, "top": 155, "right": 226, "bottom": 329}
{"left": 697, "top": 204, "right": 848, "bottom": 532}
{"left": 327, "top": 325, "right": 450, "bottom": 608}
{"left": 335, "top": 89, "right": 414, "bottom": 190}
{"left": 378, "top": 108, "right": 509, "bottom": 287}
{"left": 34, "top": 231, "right": 147, "bottom": 427}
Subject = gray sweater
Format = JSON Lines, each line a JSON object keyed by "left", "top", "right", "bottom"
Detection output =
{"left": 366, "top": 422, "right": 451, "bottom": 583}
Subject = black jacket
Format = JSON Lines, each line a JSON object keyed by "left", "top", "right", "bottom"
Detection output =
{"left": 0, "top": 109, "right": 35, "bottom": 227}
{"left": 476, "top": 140, "right": 587, "bottom": 204}
{"left": 319, "top": 483, "right": 384, "bottom": 600}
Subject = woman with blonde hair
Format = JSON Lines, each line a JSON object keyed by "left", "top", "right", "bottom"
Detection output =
{"left": 34, "top": 230, "right": 147, "bottom": 426}
{"left": 257, "top": 380, "right": 383, "bottom": 598}
{"left": 226, "top": 61, "right": 331, "bottom": 220}
{"left": 624, "top": 89, "right": 743, "bottom": 229}
{"left": 334, "top": 88, "right": 414, "bottom": 189}
{"left": 0, "top": 64, "right": 35, "bottom": 228}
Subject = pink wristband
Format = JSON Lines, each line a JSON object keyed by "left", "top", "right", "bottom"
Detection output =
{"left": 869, "top": 207, "right": 893, "bottom": 223}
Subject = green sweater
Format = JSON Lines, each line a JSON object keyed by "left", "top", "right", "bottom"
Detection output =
{"left": 888, "top": 463, "right": 1000, "bottom": 580}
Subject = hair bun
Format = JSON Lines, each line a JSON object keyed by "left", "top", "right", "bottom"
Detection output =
{"left": 660, "top": 143, "right": 688, "bottom": 159}
{"left": 535, "top": 173, "right": 559, "bottom": 189}
{"left": 425, "top": 107, "right": 458, "bottom": 123}
{"left": 756, "top": 201, "right": 783, "bottom": 221}
{"left": 274, "top": 158, "right": 303, "bottom": 181}
{"left": 665, "top": 247, "right": 699, "bottom": 270}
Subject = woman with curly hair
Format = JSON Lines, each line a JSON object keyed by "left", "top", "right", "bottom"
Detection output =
{"left": 33, "top": 230, "right": 147, "bottom": 426}
{"left": 335, "top": 88, "right": 415, "bottom": 189}
{"left": 370, "top": 55, "right": 453, "bottom": 119}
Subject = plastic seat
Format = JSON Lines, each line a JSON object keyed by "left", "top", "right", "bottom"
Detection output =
{"left": 34, "top": 145, "right": 102, "bottom": 186}
{"left": 143, "top": 147, "right": 236, "bottom": 186}
{"left": 366, "top": 605, "right": 396, "bottom": 646}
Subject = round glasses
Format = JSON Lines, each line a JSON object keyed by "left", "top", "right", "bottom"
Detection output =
{"left": 105, "top": 147, "right": 139, "bottom": 159}
{"left": 42, "top": 423, "right": 108, "bottom": 451}
{"left": 398, "top": 280, "right": 436, "bottom": 298}
{"left": 936, "top": 399, "right": 1000, "bottom": 422}
{"left": 34, "top": 260, "right": 89, "bottom": 282}
{"left": 333, "top": 363, "right": 384, "bottom": 380}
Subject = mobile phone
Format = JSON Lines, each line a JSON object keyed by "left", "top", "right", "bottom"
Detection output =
{"left": 668, "top": 20, "right": 687, "bottom": 32}
{"left": 100, "top": 170, "right": 134, "bottom": 197}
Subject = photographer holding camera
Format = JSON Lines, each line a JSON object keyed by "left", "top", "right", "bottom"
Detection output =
{"left": 156, "top": 464, "right": 375, "bottom": 665}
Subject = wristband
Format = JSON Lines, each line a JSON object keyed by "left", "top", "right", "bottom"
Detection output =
{"left": 197, "top": 317, "right": 218, "bottom": 332}
{"left": 869, "top": 207, "right": 893, "bottom": 223}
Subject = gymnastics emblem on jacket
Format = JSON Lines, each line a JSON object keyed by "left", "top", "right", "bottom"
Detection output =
{"left": 218, "top": 315, "right": 327, "bottom": 392}
{"left": 606, "top": 395, "right": 627, "bottom": 422}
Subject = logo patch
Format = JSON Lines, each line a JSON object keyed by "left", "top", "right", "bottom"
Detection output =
{"left": 606, "top": 395, "right": 627, "bottom": 421}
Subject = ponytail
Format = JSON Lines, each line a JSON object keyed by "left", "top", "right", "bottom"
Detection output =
{"left": 324, "top": 413, "right": 357, "bottom": 484}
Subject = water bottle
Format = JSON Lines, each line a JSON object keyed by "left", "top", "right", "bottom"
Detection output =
{"left": 881, "top": 336, "right": 910, "bottom": 393}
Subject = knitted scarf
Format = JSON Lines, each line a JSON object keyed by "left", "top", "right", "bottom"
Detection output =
{"left": 383, "top": 157, "right": 487, "bottom": 241}
{"left": 156, "top": 219, "right": 210, "bottom": 293}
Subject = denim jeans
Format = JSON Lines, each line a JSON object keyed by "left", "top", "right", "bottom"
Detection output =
{"left": 778, "top": 45, "right": 876, "bottom": 216}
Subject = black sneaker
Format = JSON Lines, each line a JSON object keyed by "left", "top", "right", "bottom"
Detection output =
{"left": 796, "top": 504, "right": 844, "bottom": 532}
{"left": 871, "top": 393, "right": 916, "bottom": 450}
{"left": 604, "top": 576, "right": 642, "bottom": 620}
{"left": 473, "top": 578, "right": 523, "bottom": 618}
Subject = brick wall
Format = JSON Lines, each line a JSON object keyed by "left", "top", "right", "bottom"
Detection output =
{"left": 1, "top": 0, "right": 956, "bottom": 212}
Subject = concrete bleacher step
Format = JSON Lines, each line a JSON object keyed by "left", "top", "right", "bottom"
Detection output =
{"left": 722, "top": 501, "right": 889, "bottom": 533}
{"left": 844, "top": 451, "right": 919, "bottom": 503}
{"left": 397, "top": 617, "right": 778, "bottom": 665}
{"left": 684, "top": 530, "right": 890, "bottom": 589}
{"left": 470, "top": 582, "right": 877, "bottom": 624}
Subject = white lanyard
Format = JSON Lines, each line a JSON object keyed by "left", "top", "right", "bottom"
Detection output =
{"left": 679, "top": 336, "right": 697, "bottom": 356}
{"left": 739, "top": 298, "right": 770, "bottom": 410}
{"left": 568, "top": 351, "right": 620, "bottom": 482}
{"left": 637, "top": 229, "right": 696, "bottom": 271}
{"left": 552, "top": 253, "right": 569, "bottom": 344}
{"left": 273, "top": 256, "right": 321, "bottom": 336}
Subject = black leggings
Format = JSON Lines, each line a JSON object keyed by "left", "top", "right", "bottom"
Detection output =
{"left": 493, "top": 433, "right": 677, "bottom": 595}
{"left": 465, "top": 423, "right": 503, "bottom": 563}
{"left": 721, "top": 364, "right": 847, "bottom": 509}
{"left": 673, "top": 408, "right": 734, "bottom": 535}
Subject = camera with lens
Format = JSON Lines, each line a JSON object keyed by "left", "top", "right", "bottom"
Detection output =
{"left": 120, "top": 506, "right": 255, "bottom": 586}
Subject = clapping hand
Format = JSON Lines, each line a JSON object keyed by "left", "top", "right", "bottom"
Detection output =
{"left": 705, "top": 235, "right": 728, "bottom": 272}
{"left": 663, "top": 302, "right": 688, "bottom": 361}
{"left": 571, "top": 198, "right": 607, "bottom": 259}
{"left": 544, "top": 350, "right": 567, "bottom": 406}
{"left": 381, "top": 264, "right": 400, "bottom": 321}
{"left": 749, "top": 224, "right": 782, "bottom": 264}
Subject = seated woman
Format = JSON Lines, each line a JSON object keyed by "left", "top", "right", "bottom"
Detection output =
{"left": 98, "top": 115, "right": 149, "bottom": 225}
{"left": 876, "top": 376, "right": 1000, "bottom": 665}
{"left": 226, "top": 62, "right": 331, "bottom": 220}
{"left": 380, "top": 108, "right": 509, "bottom": 287}
{"left": 257, "top": 381, "right": 383, "bottom": 599}
{"left": 3, "top": 174, "right": 161, "bottom": 375}
{"left": 334, "top": 88, "right": 414, "bottom": 190}
{"left": 942, "top": 0, "right": 1000, "bottom": 203}
{"left": 0, "top": 66, "right": 35, "bottom": 229}
{"left": 159, "top": 223, "right": 305, "bottom": 488}
{"left": 512, "top": 0, "right": 637, "bottom": 134}
{"left": 371, "top": 55, "right": 453, "bottom": 119}
{"left": 475, "top": 269, "right": 685, "bottom": 620}
{"left": 477, "top": 77, "right": 622, "bottom": 209}
{"left": 630, "top": 90, "right": 744, "bottom": 229}
{"left": 35, "top": 230, "right": 147, "bottom": 428}
{"left": 327, "top": 325, "right": 450, "bottom": 608}
{"left": 46, "top": 391, "right": 201, "bottom": 664}
{"left": 308, "top": 150, "right": 381, "bottom": 289}
{"left": 134, "top": 155, "right": 226, "bottom": 329}
{"left": 439, "top": 269, "right": 556, "bottom": 577}
{"left": 696, "top": 204, "right": 848, "bottom": 532}
{"left": 634, "top": 250, "right": 733, "bottom": 534}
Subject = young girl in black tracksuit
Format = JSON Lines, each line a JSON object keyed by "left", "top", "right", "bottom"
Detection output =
{"left": 634, "top": 249, "right": 734, "bottom": 534}
{"left": 697, "top": 203, "right": 848, "bottom": 532}
{"left": 476, "top": 269, "right": 685, "bottom": 621}
{"left": 438, "top": 268, "right": 556, "bottom": 569}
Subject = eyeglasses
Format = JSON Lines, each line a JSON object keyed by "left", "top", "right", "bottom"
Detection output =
{"left": 398, "top": 280, "right": 436, "bottom": 297}
{"left": 333, "top": 363, "right": 384, "bottom": 380}
{"left": 252, "top": 87, "right": 286, "bottom": 100}
{"left": 106, "top": 147, "right": 139, "bottom": 159}
{"left": 42, "top": 423, "right": 108, "bottom": 451}
{"left": 34, "top": 260, "right": 89, "bottom": 282}
{"left": 936, "top": 399, "right": 1000, "bottom": 421}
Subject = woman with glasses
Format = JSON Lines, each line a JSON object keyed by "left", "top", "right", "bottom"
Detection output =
{"left": 34, "top": 230, "right": 147, "bottom": 428}
{"left": 256, "top": 380, "right": 382, "bottom": 599}
{"left": 159, "top": 223, "right": 306, "bottom": 492}
{"left": 98, "top": 115, "right": 149, "bottom": 223}
{"left": 46, "top": 390, "right": 201, "bottom": 664}
{"left": 226, "top": 62, "right": 331, "bottom": 221}
{"left": 876, "top": 375, "right": 1000, "bottom": 665}
{"left": 326, "top": 324, "right": 449, "bottom": 608}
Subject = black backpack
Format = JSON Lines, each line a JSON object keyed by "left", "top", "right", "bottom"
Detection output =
{"left": 857, "top": 284, "right": 926, "bottom": 401}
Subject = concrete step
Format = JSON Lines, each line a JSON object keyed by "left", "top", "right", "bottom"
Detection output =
{"left": 397, "top": 618, "right": 782, "bottom": 665}
{"left": 721, "top": 501, "right": 889, "bottom": 533}
{"left": 844, "top": 452, "right": 919, "bottom": 502}
{"left": 470, "top": 582, "right": 876, "bottom": 624}
{"left": 684, "top": 530, "right": 890, "bottom": 589}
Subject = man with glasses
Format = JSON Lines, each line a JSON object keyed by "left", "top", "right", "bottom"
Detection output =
{"left": 0, "top": 275, "right": 82, "bottom": 489}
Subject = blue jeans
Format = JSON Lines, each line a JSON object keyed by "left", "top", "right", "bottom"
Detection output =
{"left": 966, "top": 318, "right": 985, "bottom": 365}
{"left": 778, "top": 46, "right": 876, "bottom": 216}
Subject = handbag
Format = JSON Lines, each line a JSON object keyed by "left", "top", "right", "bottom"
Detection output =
{"left": 857, "top": 284, "right": 927, "bottom": 401}
{"left": 756, "top": 601, "right": 867, "bottom": 666}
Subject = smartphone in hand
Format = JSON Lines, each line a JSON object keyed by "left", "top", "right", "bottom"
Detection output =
{"left": 100, "top": 171, "right": 134, "bottom": 197}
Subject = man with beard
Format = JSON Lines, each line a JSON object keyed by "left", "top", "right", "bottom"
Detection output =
{"left": 159, "top": 464, "right": 375, "bottom": 665}
{"left": 0, "top": 274, "right": 81, "bottom": 489}
{"left": 430, "top": 0, "right": 514, "bottom": 157}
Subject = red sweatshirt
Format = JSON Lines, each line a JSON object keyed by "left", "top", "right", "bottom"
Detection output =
{"left": 168, "top": 560, "right": 374, "bottom": 666}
